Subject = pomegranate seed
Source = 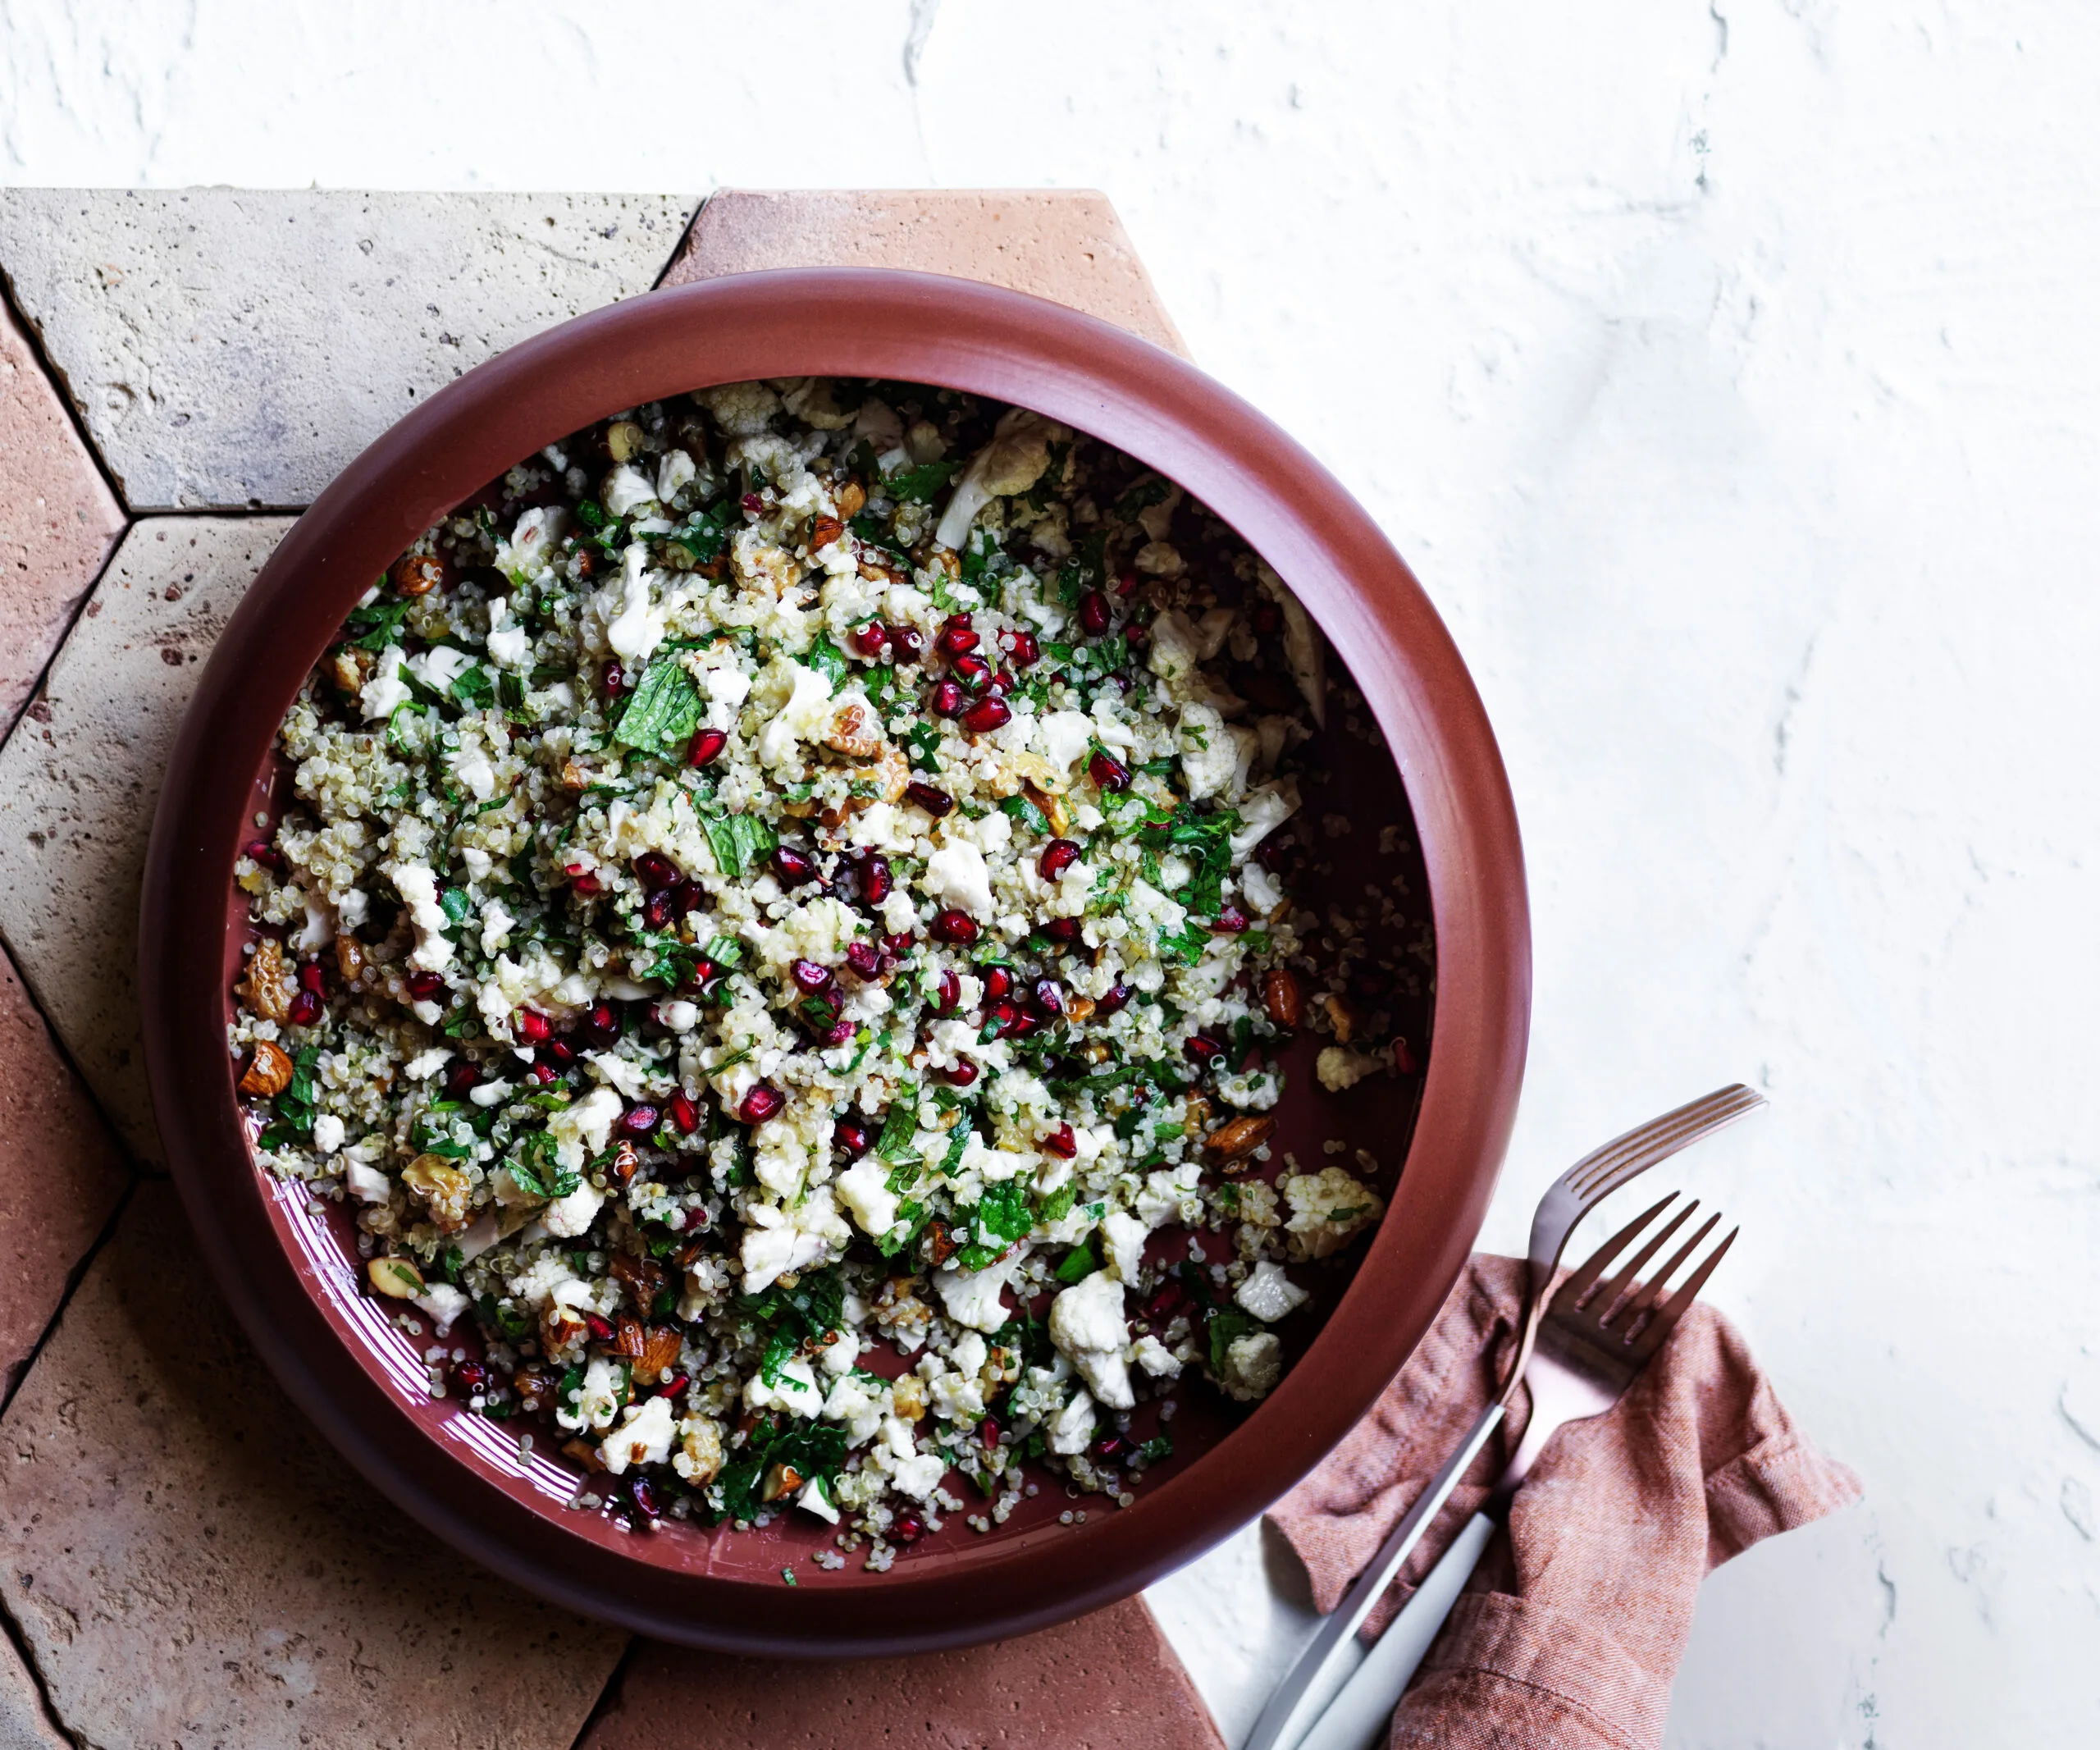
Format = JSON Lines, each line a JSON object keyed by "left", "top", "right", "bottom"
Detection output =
{"left": 515, "top": 1008, "right": 550, "bottom": 1042}
{"left": 985, "top": 669, "right": 1014, "bottom": 697}
{"left": 634, "top": 851, "right": 678, "bottom": 890}
{"left": 579, "top": 1001, "right": 621, "bottom": 1045}
{"left": 1007, "top": 1012, "right": 1043, "bottom": 1040}
{"left": 888, "top": 624, "right": 925, "bottom": 662}
{"left": 934, "top": 969, "right": 962, "bottom": 1013}
{"left": 1145, "top": 1281, "right": 1189, "bottom": 1320}
{"left": 1185, "top": 1035, "right": 1223, "bottom": 1064}
{"left": 905, "top": 781, "right": 953, "bottom": 817}
{"left": 943, "top": 1059, "right": 979, "bottom": 1088}
{"left": 961, "top": 696, "right": 1011, "bottom": 734}
{"left": 686, "top": 726, "right": 728, "bottom": 767}
{"left": 1096, "top": 981, "right": 1134, "bottom": 1017}
{"left": 1004, "top": 628, "right": 1041, "bottom": 667}
{"left": 988, "top": 998, "right": 1019, "bottom": 1035}
{"left": 1039, "top": 838, "right": 1080, "bottom": 880}
{"left": 892, "top": 1512, "right": 925, "bottom": 1544}
{"left": 837, "top": 1119, "right": 871, "bottom": 1158}
{"left": 656, "top": 1372, "right": 689, "bottom": 1400}
{"left": 982, "top": 966, "right": 1012, "bottom": 1003}
{"left": 930, "top": 679, "right": 965, "bottom": 717}
{"left": 1252, "top": 601, "right": 1282, "bottom": 634}
{"left": 1042, "top": 1122, "right": 1078, "bottom": 1158}
{"left": 883, "top": 930, "right": 915, "bottom": 961}
{"left": 668, "top": 1090, "right": 701, "bottom": 1134}
{"left": 288, "top": 989, "right": 322, "bottom": 1026}
{"left": 619, "top": 1103, "right": 660, "bottom": 1137}
{"left": 856, "top": 852, "right": 893, "bottom": 906}
{"left": 1116, "top": 570, "right": 1140, "bottom": 598}
{"left": 643, "top": 889, "right": 674, "bottom": 931}
{"left": 980, "top": 1418, "right": 1001, "bottom": 1450}
{"left": 821, "top": 1017, "right": 855, "bottom": 1046}
{"left": 568, "top": 867, "right": 603, "bottom": 895}
{"left": 682, "top": 957, "right": 719, "bottom": 992}
{"left": 297, "top": 961, "right": 328, "bottom": 996}
{"left": 935, "top": 614, "right": 979, "bottom": 656}
{"left": 242, "top": 837, "right": 284, "bottom": 871}
{"left": 772, "top": 845, "right": 817, "bottom": 886}
{"left": 1079, "top": 590, "right": 1112, "bottom": 635}
{"left": 405, "top": 970, "right": 445, "bottom": 1002}
{"left": 629, "top": 1474, "right": 661, "bottom": 1521}
{"left": 1089, "top": 752, "right": 1130, "bottom": 790}
{"left": 1092, "top": 1432, "right": 1125, "bottom": 1460}
{"left": 601, "top": 662, "right": 626, "bottom": 697}
{"left": 791, "top": 959, "right": 833, "bottom": 994}
{"left": 451, "top": 1359, "right": 490, "bottom": 1394}
{"left": 541, "top": 1037, "right": 574, "bottom": 1065}
{"left": 851, "top": 621, "right": 889, "bottom": 657}
{"left": 952, "top": 653, "right": 993, "bottom": 691}
{"left": 739, "top": 1084, "right": 784, "bottom": 1123}
{"left": 741, "top": 491, "right": 764, "bottom": 516}
{"left": 1212, "top": 903, "right": 1250, "bottom": 934}
{"left": 445, "top": 1059, "right": 480, "bottom": 1098}
{"left": 931, "top": 908, "right": 979, "bottom": 945}
{"left": 585, "top": 1314, "right": 615, "bottom": 1342}
{"left": 1033, "top": 978, "right": 1064, "bottom": 1017}
{"left": 527, "top": 1060, "right": 557, "bottom": 1085}
{"left": 1393, "top": 1036, "right": 1422, "bottom": 1076}
{"left": 1041, "top": 916, "right": 1080, "bottom": 945}
{"left": 844, "top": 940, "right": 883, "bottom": 980}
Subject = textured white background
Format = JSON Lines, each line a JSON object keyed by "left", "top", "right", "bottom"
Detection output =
{"left": 7, "top": 3, "right": 2098, "bottom": 1744}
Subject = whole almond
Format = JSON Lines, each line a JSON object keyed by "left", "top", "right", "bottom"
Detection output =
{"left": 1261, "top": 967, "right": 1304, "bottom": 1028}
{"left": 835, "top": 479, "right": 868, "bottom": 519}
{"left": 239, "top": 1039, "right": 294, "bottom": 1098}
{"left": 241, "top": 937, "right": 291, "bottom": 1022}
{"left": 1204, "top": 1114, "right": 1275, "bottom": 1170}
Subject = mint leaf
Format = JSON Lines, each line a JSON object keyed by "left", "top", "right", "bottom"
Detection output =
{"left": 885, "top": 460, "right": 961, "bottom": 503}
{"left": 614, "top": 660, "right": 706, "bottom": 753}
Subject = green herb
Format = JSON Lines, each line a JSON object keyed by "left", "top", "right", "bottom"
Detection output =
{"left": 477, "top": 1293, "right": 534, "bottom": 1341}
{"left": 903, "top": 722, "right": 944, "bottom": 773}
{"left": 614, "top": 660, "right": 706, "bottom": 753}
{"left": 1035, "top": 1184, "right": 1077, "bottom": 1226}
{"left": 1138, "top": 1433, "right": 1174, "bottom": 1464}
{"left": 803, "top": 632, "right": 851, "bottom": 689}
{"left": 1054, "top": 1236, "right": 1101, "bottom": 1284}
{"left": 341, "top": 592, "right": 414, "bottom": 651}
{"left": 438, "top": 886, "right": 473, "bottom": 926}
{"left": 712, "top": 1412, "right": 851, "bottom": 1524}
{"left": 698, "top": 808, "right": 778, "bottom": 875}
{"left": 1001, "top": 792, "right": 1051, "bottom": 835}
{"left": 884, "top": 459, "right": 961, "bottom": 503}
{"left": 505, "top": 1131, "right": 579, "bottom": 1201}
{"left": 874, "top": 1093, "right": 920, "bottom": 1165}
{"left": 450, "top": 664, "right": 496, "bottom": 712}
{"left": 1207, "top": 1309, "right": 1260, "bottom": 1375}
{"left": 666, "top": 506, "right": 729, "bottom": 564}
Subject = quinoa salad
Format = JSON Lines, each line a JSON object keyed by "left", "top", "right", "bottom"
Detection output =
{"left": 231, "top": 378, "right": 1420, "bottom": 1564}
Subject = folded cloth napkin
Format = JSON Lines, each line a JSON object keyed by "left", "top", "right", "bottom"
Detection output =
{"left": 1267, "top": 1254, "right": 1860, "bottom": 1750}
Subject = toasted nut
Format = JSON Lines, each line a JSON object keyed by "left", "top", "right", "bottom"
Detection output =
{"left": 541, "top": 1304, "right": 589, "bottom": 1357}
{"left": 808, "top": 515, "right": 845, "bottom": 553}
{"left": 605, "top": 1141, "right": 640, "bottom": 1187}
{"left": 874, "top": 1277, "right": 932, "bottom": 1332}
{"left": 637, "top": 1325, "right": 683, "bottom": 1377}
{"left": 1022, "top": 778, "right": 1070, "bottom": 835}
{"left": 1079, "top": 1039, "right": 1112, "bottom": 1067}
{"left": 368, "top": 1256, "right": 424, "bottom": 1299}
{"left": 562, "top": 1437, "right": 609, "bottom": 1473}
{"left": 824, "top": 698, "right": 885, "bottom": 761}
{"left": 241, "top": 937, "right": 292, "bottom": 1022}
{"left": 1065, "top": 994, "right": 1096, "bottom": 1025}
{"left": 510, "top": 1364, "right": 555, "bottom": 1414}
{"left": 761, "top": 1461, "right": 806, "bottom": 1503}
{"left": 608, "top": 1249, "right": 664, "bottom": 1309}
{"left": 980, "top": 1344, "right": 1021, "bottom": 1388}
{"left": 334, "top": 932, "right": 366, "bottom": 985}
{"left": 239, "top": 1039, "right": 294, "bottom": 1099}
{"left": 1321, "top": 992, "right": 1359, "bottom": 1044}
{"left": 1205, "top": 1115, "right": 1276, "bottom": 1169}
{"left": 1261, "top": 967, "right": 1304, "bottom": 1029}
{"left": 930, "top": 548, "right": 961, "bottom": 582}
{"left": 401, "top": 1153, "right": 472, "bottom": 1231}
{"left": 676, "top": 1418, "right": 725, "bottom": 1485}
{"left": 606, "top": 419, "right": 646, "bottom": 462}
{"left": 1183, "top": 1095, "right": 1212, "bottom": 1140}
{"left": 923, "top": 1221, "right": 958, "bottom": 1268}
{"left": 889, "top": 1375, "right": 927, "bottom": 1421}
{"left": 870, "top": 742, "right": 910, "bottom": 805}
{"left": 559, "top": 758, "right": 588, "bottom": 793}
{"left": 834, "top": 479, "right": 867, "bottom": 519}
{"left": 392, "top": 553, "right": 445, "bottom": 597}
{"left": 327, "top": 647, "right": 373, "bottom": 697}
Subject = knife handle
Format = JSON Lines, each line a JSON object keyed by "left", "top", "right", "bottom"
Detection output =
{"left": 1294, "top": 1511, "right": 1497, "bottom": 1750}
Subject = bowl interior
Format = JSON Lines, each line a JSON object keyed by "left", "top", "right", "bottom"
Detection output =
{"left": 148, "top": 270, "right": 1526, "bottom": 1652}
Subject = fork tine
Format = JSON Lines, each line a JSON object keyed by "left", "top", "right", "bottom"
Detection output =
{"left": 1564, "top": 1085, "right": 1764, "bottom": 1199}
{"left": 1627, "top": 1225, "right": 1738, "bottom": 1364}
{"left": 1619, "top": 1211, "right": 1724, "bottom": 1323}
{"left": 1590, "top": 1203, "right": 1703, "bottom": 1327}
{"left": 1555, "top": 1193, "right": 1678, "bottom": 1307}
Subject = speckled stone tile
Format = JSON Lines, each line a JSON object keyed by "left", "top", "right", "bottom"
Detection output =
{"left": 578, "top": 1595, "right": 1224, "bottom": 1750}
{"left": 0, "top": 1180, "right": 624, "bottom": 1750}
{"left": 664, "top": 189, "right": 1190, "bottom": 359}
{"left": 0, "top": 517, "right": 294, "bottom": 1162}
{"left": 0, "top": 298, "right": 125, "bottom": 738}
{"left": 0, "top": 941, "right": 129, "bottom": 1396}
{"left": 0, "top": 190, "right": 698, "bottom": 510}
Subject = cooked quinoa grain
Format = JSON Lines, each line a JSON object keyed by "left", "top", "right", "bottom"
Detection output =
{"left": 233, "top": 380, "right": 1394, "bottom": 1550}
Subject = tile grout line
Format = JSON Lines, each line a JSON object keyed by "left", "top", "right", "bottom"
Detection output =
{"left": 565, "top": 1630, "right": 641, "bottom": 1749}
{"left": 0, "top": 1592, "right": 87, "bottom": 1750}
{"left": 0, "top": 258, "right": 130, "bottom": 519}
{"left": 649, "top": 192, "right": 713, "bottom": 292}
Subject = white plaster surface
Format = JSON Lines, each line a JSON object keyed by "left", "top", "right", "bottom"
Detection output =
{"left": 4, "top": 2, "right": 2098, "bottom": 1744}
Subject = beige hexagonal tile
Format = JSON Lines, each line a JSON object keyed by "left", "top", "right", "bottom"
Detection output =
{"left": 0, "top": 1180, "right": 625, "bottom": 1750}
{"left": 0, "top": 517, "right": 294, "bottom": 1162}
{"left": 0, "top": 190, "right": 698, "bottom": 510}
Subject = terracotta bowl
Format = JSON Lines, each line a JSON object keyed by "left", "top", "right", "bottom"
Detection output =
{"left": 139, "top": 269, "right": 1528, "bottom": 1655}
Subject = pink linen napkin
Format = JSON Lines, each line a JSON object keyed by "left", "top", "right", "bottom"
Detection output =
{"left": 1267, "top": 1254, "right": 1860, "bottom": 1750}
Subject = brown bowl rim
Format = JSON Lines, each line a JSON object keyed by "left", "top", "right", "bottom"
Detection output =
{"left": 139, "top": 267, "right": 1529, "bottom": 1654}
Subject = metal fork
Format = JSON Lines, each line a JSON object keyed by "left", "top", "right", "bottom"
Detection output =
{"left": 1294, "top": 1195, "right": 1740, "bottom": 1750}
{"left": 1244, "top": 1085, "right": 1764, "bottom": 1750}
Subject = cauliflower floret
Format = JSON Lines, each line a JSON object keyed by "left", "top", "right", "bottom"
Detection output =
{"left": 598, "top": 1394, "right": 676, "bottom": 1474}
{"left": 1235, "top": 1261, "right": 1310, "bottom": 1323}
{"left": 1177, "top": 701, "right": 1238, "bottom": 800}
{"left": 935, "top": 1250, "right": 1025, "bottom": 1333}
{"left": 835, "top": 1157, "right": 901, "bottom": 1238}
{"left": 744, "top": 1356, "right": 824, "bottom": 1419}
{"left": 672, "top": 1415, "right": 725, "bottom": 1484}
{"left": 924, "top": 840, "right": 993, "bottom": 916}
{"left": 1048, "top": 1271, "right": 1134, "bottom": 1410}
{"left": 1047, "top": 1387, "right": 1098, "bottom": 1456}
{"left": 1316, "top": 1046, "right": 1385, "bottom": 1093}
{"left": 1281, "top": 1167, "right": 1386, "bottom": 1262}
{"left": 698, "top": 380, "right": 782, "bottom": 436}
{"left": 934, "top": 409, "right": 1067, "bottom": 549}
{"left": 1218, "top": 1331, "right": 1285, "bottom": 1402}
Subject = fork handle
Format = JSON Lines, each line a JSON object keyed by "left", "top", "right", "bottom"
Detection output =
{"left": 1294, "top": 1511, "right": 1497, "bottom": 1750}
